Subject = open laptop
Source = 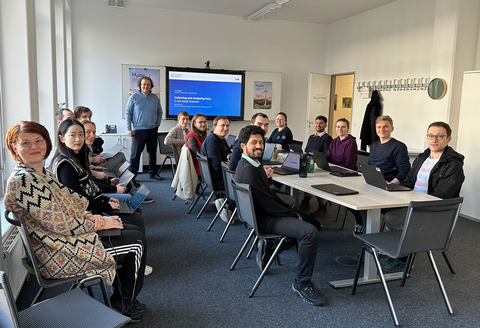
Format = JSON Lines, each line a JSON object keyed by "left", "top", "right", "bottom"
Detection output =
{"left": 311, "top": 184, "right": 359, "bottom": 196}
{"left": 359, "top": 163, "right": 411, "bottom": 192}
{"left": 311, "top": 150, "right": 359, "bottom": 177}
{"left": 262, "top": 143, "right": 278, "bottom": 166}
{"left": 101, "top": 143, "right": 125, "bottom": 159}
{"left": 111, "top": 184, "right": 151, "bottom": 214}
{"left": 288, "top": 144, "right": 303, "bottom": 153}
{"left": 115, "top": 168, "right": 135, "bottom": 186}
{"left": 273, "top": 152, "right": 300, "bottom": 175}
{"left": 105, "top": 161, "right": 130, "bottom": 179}
{"left": 226, "top": 134, "right": 236, "bottom": 148}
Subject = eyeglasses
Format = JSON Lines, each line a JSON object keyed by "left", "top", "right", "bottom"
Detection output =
{"left": 17, "top": 139, "right": 46, "bottom": 148}
{"left": 426, "top": 134, "right": 447, "bottom": 140}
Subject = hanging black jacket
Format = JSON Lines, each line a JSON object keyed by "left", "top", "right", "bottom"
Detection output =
{"left": 360, "top": 90, "right": 382, "bottom": 150}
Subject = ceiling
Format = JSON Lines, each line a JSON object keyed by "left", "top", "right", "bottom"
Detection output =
{"left": 105, "top": 0, "right": 397, "bottom": 25}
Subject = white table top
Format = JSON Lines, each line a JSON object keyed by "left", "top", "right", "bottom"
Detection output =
{"left": 272, "top": 168, "right": 439, "bottom": 211}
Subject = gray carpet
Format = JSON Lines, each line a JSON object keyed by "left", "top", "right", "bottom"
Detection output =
{"left": 16, "top": 169, "right": 480, "bottom": 327}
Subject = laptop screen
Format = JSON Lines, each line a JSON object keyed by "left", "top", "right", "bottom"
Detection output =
{"left": 226, "top": 134, "right": 236, "bottom": 148}
{"left": 115, "top": 162, "right": 130, "bottom": 176}
{"left": 129, "top": 185, "right": 150, "bottom": 210}
{"left": 283, "top": 153, "right": 300, "bottom": 170}
{"left": 263, "top": 143, "right": 275, "bottom": 161}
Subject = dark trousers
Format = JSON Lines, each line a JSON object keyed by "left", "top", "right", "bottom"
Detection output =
{"left": 129, "top": 127, "right": 158, "bottom": 176}
{"left": 262, "top": 211, "right": 319, "bottom": 283}
{"left": 101, "top": 224, "right": 147, "bottom": 300}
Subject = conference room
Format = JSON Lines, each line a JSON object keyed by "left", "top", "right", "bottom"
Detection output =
{"left": 1, "top": 0, "right": 480, "bottom": 327}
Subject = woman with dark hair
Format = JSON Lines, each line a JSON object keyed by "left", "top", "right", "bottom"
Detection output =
{"left": 49, "top": 119, "right": 146, "bottom": 235}
{"left": 185, "top": 113, "right": 207, "bottom": 176}
{"left": 4, "top": 121, "right": 147, "bottom": 321}
{"left": 266, "top": 112, "right": 293, "bottom": 151}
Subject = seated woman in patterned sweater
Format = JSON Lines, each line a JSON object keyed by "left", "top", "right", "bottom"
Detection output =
{"left": 4, "top": 121, "right": 146, "bottom": 321}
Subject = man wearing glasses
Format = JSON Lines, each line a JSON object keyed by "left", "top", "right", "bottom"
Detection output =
{"left": 381, "top": 121, "right": 465, "bottom": 271}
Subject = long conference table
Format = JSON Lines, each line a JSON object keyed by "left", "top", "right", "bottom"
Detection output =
{"left": 272, "top": 168, "right": 439, "bottom": 288}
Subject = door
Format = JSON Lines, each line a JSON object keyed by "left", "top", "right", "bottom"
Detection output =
{"left": 306, "top": 73, "right": 331, "bottom": 143}
{"left": 330, "top": 74, "right": 354, "bottom": 138}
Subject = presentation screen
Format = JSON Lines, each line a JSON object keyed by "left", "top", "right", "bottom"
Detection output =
{"left": 166, "top": 66, "right": 245, "bottom": 121}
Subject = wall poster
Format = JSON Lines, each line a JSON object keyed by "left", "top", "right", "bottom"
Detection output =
{"left": 253, "top": 81, "right": 273, "bottom": 110}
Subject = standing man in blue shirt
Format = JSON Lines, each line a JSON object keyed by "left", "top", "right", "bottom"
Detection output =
{"left": 126, "top": 76, "right": 163, "bottom": 181}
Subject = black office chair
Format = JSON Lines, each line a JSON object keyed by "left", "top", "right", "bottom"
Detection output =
{"left": 4, "top": 211, "right": 99, "bottom": 307}
{"left": 0, "top": 271, "right": 131, "bottom": 328}
{"left": 187, "top": 153, "right": 224, "bottom": 219}
{"left": 351, "top": 198, "right": 463, "bottom": 327}
{"left": 229, "top": 180, "right": 287, "bottom": 298}
{"left": 157, "top": 132, "right": 176, "bottom": 177}
{"left": 206, "top": 163, "right": 238, "bottom": 242}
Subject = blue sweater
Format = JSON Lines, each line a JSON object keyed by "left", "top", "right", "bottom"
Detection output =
{"left": 125, "top": 91, "right": 162, "bottom": 131}
{"left": 368, "top": 138, "right": 410, "bottom": 182}
{"left": 266, "top": 127, "right": 293, "bottom": 151}
{"left": 305, "top": 133, "right": 333, "bottom": 153}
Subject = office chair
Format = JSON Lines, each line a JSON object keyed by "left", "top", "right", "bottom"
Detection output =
{"left": 157, "top": 132, "right": 176, "bottom": 177}
{"left": 351, "top": 198, "right": 463, "bottom": 327}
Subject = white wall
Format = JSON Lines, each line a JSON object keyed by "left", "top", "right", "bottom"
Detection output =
{"left": 325, "top": 0, "right": 480, "bottom": 151}
{"left": 71, "top": 0, "right": 327, "bottom": 141}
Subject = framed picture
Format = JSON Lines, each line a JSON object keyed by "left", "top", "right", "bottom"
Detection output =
{"left": 342, "top": 97, "right": 352, "bottom": 108}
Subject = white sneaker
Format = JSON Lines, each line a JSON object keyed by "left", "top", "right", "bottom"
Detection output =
{"left": 215, "top": 198, "right": 234, "bottom": 224}
{"left": 144, "top": 265, "right": 153, "bottom": 276}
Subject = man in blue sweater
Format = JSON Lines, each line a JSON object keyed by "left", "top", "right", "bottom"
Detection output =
{"left": 126, "top": 76, "right": 163, "bottom": 181}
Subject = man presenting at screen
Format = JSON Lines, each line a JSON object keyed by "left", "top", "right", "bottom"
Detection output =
{"left": 126, "top": 75, "right": 163, "bottom": 181}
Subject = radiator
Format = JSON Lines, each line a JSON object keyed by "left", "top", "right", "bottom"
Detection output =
{"left": 2, "top": 227, "right": 28, "bottom": 300}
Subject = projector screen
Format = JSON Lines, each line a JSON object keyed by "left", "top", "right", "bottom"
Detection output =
{"left": 166, "top": 66, "right": 245, "bottom": 121}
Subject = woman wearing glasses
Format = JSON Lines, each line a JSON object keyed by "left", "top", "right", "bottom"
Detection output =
{"left": 4, "top": 121, "right": 146, "bottom": 321}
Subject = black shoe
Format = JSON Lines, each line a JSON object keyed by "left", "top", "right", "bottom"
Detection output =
{"left": 111, "top": 298, "right": 143, "bottom": 322}
{"left": 150, "top": 173, "right": 164, "bottom": 180}
{"left": 142, "top": 197, "right": 154, "bottom": 204}
{"left": 292, "top": 279, "right": 327, "bottom": 306}
{"left": 133, "top": 299, "right": 147, "bottom": 313}
{"left": 256, "top": 239, "right": 274, "bottom": 271}
{"left": 132, "top": 179, "right": 141, "bottom": 188}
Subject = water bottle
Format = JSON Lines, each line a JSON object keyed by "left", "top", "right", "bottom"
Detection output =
{"left": 307, "top": 154, "right": 315, "bottom": 173}
{"left": 299, "top": 153, "right": 308, "bottom": 178}
{"left": 272, "top": 146, "right": 278, "bottom": 161}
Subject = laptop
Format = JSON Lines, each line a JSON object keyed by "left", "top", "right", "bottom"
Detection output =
{"left": 311, "top": 150, "right": 359, "bottom": 177}
{"left": 311, "top": 184, "right": 359, "bottom": 196}
{"left": 359, "top": 163, "right": 411, "bottom": 192}
{"left": 101, "top": 143, "right": 125, "bottom": 159}
{"left": 115, "top": 168, "right": 135, "bottom": 186}
{"left": 226, "top": 134, "right": 236, "bottom": 148}
{"left": 288, "top": 144, "right": 303, "bottom": 153}
{"left": 273, "top": 152, "right": 301, "bottom": 175}
{"left": 262, "top": 143, "right": 278, "bottom": 166}
{"left": 111, "top": 184, "right": 151, "bottom": 214}
{"left": 105, "top": 161, "right": 130, "bottom": 179}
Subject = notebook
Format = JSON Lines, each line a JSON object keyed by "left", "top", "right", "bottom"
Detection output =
{"left": 101, "top": 143, "right": 125, "bottom": 159}
{"left": 288, "top": 144, "right": 303, "bottom": 153}
{"left": 359, "top": 163, "right": 411, "bottom": 192}
{"left": 115, "top": 168, "right": 134, "bottom": 186}
{"left": 311, "top": 150, "right": 359, "bottom": 177}
{"left": 262, "top": 143, "right": 278, "bottom": 166}
{"left": 110, "top": 184, "right": 151, "bottom": 214}
{"left": 226, "top": 134, "right": 236, "bottom": 148}
{"left": 97, "top": 229, "right": 122, "bottom": 237}
{"left": 311, "top": 184, "right": 359, "bottom": 196}
{"left": 273, "top": 152, "right": 301, "bottom": 175}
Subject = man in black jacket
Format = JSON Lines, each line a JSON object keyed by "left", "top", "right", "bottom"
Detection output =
{"left": 381, "top": 121, "right": 464, "bottom": 271}
{"left": 235, "top": 125, "right": 326, "bottom": 307}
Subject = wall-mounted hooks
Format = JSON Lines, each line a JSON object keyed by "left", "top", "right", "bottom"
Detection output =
{"left": 357, "top": 77, "right": 430, "bottom": 92}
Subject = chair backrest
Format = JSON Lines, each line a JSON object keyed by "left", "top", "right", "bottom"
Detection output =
{"left": 231, "top": 180, "right": 259, "bottom": 232}
{"left": 170, "top": 143, "right": 180, "bottom": 163}
{"left": 196, "top": 153, "right": 214, "bottom": 189}
{"left": 157, "top": 132, "right": 174, "bottom": 155}
{"left": 395, "top": 197, "right": 463, "bottom": 257}
{"left": 357, "top": 150, "right": 369, "bottom": 167}
{"left": 221, "top": 162, "right": 236, "bottom": 202}
{"left": 0, "top": 271, "right": 19, "bottom": 328}
{"left": 291, "top": 139, "right": 303, "bottom": 147}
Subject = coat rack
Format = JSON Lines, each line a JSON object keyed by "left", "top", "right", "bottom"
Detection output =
{"left": 357, "top": 78, "right": 430, "bottom": 92}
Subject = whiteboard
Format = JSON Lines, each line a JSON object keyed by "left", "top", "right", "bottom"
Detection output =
{"left": 244, "top": 71, "right": 282, "bottom": 121}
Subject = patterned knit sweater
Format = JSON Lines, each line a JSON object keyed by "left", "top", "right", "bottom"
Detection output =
{"left": 4, "top": 163, "right": 116, "bottom": 285}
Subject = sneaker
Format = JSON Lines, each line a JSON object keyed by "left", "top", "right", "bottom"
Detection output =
{"left": 292, "top": 279, "right": 327, "bottom": 306}
{"left": 215, "top": 199, "right": 233, "bottom": 224}
{"left": 150, "top": 173, "right": 164, "bottom": 180}
{"left": 133, "top": 299, "right": 147, "bottom": 313}
{"left": 142, "top": 197, "right": 154, "bottom": 204}
{"left": 144, "top": 265, "right": 153, "bottom": 276}
{"left": 132, "top": 179, "right": 141, "bottom": 188}
{"left": 354, "top": 223, "right": 364, "bottom": 234}
{"left": 256, "top": 239, "right": 274, "bottom": 271}
{"left": 380, "top": 257, "right": 407, "bottom": 272}
{"left": 111, "top": 298, "right": 143, "bottom": 322}
{"left": 311, "top": 204, "right": 328, "bottom": 217}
